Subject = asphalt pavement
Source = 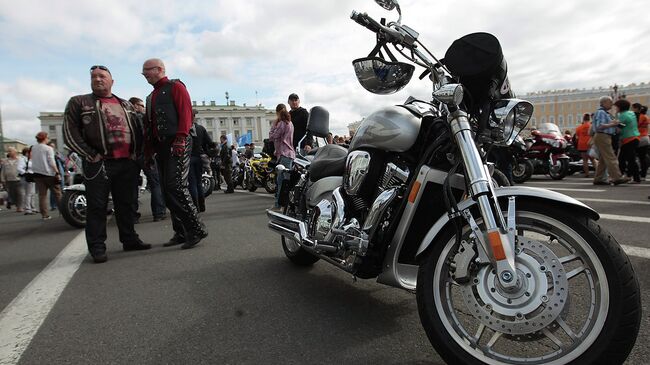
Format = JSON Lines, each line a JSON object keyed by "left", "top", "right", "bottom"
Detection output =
{"left": 0, "top": 174, "right": 648, "bottom": 365}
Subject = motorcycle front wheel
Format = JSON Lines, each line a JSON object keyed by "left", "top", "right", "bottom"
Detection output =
{"left": 60, "top": 190, "right": 87, "bottom": 228}
{"left": 264, "top": 173, "right": 277, "bottom": 194}
{"left": 512, "top": 159, "right": 534, "bottom": 183}
{"left": 416, "top": 200, "right": 640, "bottom": 365}
{"left": 549, "top": 159, "right": 569, "bottom": 180}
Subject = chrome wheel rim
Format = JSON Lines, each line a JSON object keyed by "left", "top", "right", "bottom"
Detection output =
{"left": 68, "top": 192, "right": 86, "bottom": 223}
{"left": 432, "top": 211, "right": 609, "bottom": 365}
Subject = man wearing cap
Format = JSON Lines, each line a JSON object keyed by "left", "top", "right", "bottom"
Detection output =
{"left": 141, "top": 58, "right": 207, "bottom": 249}
{"left": 63, "top": 65, "right": 151, "bottom": 263}
{"left": 288, "top": 93, "right": 312, "bottom": 154}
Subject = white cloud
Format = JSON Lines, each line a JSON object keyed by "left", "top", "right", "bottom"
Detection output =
{"left": 1, "top": 0, "right": 649, "bottom": 140}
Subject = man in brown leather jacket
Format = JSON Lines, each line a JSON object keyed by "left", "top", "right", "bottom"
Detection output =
{"left": 64, "top": 65, "right": 151, "bottom": 263}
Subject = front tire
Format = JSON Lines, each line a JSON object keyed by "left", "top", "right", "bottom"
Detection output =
{"left": 512, "top": 159, "right": 533, "bottom": 183}
{"left": 549, "top": 159, "right": 569, "bottom": 180}
{"left": 416, "top": 201, "right": 640, "bottom": 365}
{"left": 60, "top": 190, "right": 86, "bottom": 228}
{"left": 264, "top": 173, "right": 277, "bottom": 194}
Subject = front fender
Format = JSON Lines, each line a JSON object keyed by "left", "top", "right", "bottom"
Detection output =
{"left": 415, "top": 186, "right": 598, "bottom": 258}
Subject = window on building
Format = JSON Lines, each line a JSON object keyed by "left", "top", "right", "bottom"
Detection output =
{"left": 550, "top": 104, "right": 554, "bottom": 112}
{"left": 246, "top": 117, "right": 253, "bottom": 127}
{"left": 49, "top": 125, "right": 56, "bottom": 132}
{"left": 219, "top": 118, "right": 226, "bottom": 126}
{"left": 206, "top": 118, "right": 214, "bottom": 127}
{"left": 549, "top": 116, "right": 555, "bottom": 124}
{"left": 234, "top": 130, "right": 240, "bottom": 139}
{"left": 541, "top": 117, "right": 546, "bottom": 124}
{"left": 233, "top": 118, "right": 239, "bottom": 126}
{"left": 567, "top": 114, "right": 573, "bottom": 126}
{"left": 540, "top": 105, "right": 545, "bottom": 112}
{"left": 247, "top": 129, "right": 253, "bottom": 138}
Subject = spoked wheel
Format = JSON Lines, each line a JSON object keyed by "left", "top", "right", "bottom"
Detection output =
{"left": 60, "top": 190, "right": 87, "bottom": 228}
{"left": 281, "top": 204, "right": 319, "bottom": 266}
{"left": 416, "top": 201, "right": 640, "bottom": 365}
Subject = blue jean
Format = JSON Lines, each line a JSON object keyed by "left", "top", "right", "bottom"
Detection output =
{"left": 144, "top": 161, "right": 166, "bottom": 217}
{"left": 274, "top": 156, "right": 292, "bottom": 208}
{"left": 188, "top": 156, "right": 204, "bottom": 204}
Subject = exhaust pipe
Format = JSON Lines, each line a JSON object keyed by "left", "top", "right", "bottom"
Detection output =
{"left": 266, "top": 210, "right": 338, "bottom": 253}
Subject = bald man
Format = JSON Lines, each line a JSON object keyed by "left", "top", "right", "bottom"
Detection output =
{"left": 63, "top": 65, "right": 150, "bottom": 263}
{"left": 142, "top": 58, "right": 207, "bottom": 249}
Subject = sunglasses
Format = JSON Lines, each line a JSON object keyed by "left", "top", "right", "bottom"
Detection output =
{"left": 90, "top": 65, "right": 111, "bottom": 74}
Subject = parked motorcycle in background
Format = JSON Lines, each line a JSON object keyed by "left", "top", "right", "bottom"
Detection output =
{"left": 521, "top": 123, "right": 570, "bottom": 180}
{"left": 243, "top": 153, "right": 276, "bottom": 193}
{"left": 267, "top": 1, "right": 640, "bottom": 364}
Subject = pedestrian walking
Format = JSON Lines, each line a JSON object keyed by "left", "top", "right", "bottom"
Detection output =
{"left": 269, "top": 104, "right": 294, "bottom": 210}
{"left": 633, "top": 104, "right": 648, "bottom": 180}
{"left": 614, "top": 99, "right": 640, "bottom": 183}
{"left": 219, "top": 135, "right": 234, "bottom": 194}
{"left": 63, "top": 65, "right": 150, "bottom": 263}
{"left": 592, "top": 96, "right": 629, "bottom": 185}
{"left": 575, "top": 113, "right": 597, "bottom": 177}
{"left": 288, "top": 93, "right": 311, "bottom": 154}
{"left": 31, "top": 132, "right": 62, "bottom": 219}
{"left": 0, "top": 147, "right": 25, "bottom": 212}
{"left": 18, "top": 147, "right": 36, "bottom": 215}
{"left": 141, "top": 58, "right": 207, "bottom": 249}
{"left": 48, "top": 142, "right": 65, "bottom": 211}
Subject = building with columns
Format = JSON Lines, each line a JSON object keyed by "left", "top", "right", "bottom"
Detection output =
{"left": 39, "top": 100, "right": 276, "bottom": 155}
{"left": 522, "top": 82, "right": 650, "bottom": 133}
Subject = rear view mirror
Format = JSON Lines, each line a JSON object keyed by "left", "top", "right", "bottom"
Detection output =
{"left": 307, "top": 106, "right": 330, "bottom": 138}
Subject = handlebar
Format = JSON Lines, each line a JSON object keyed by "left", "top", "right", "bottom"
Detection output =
{"left": 350, "top": 10, "right": 406, "bottom": 45}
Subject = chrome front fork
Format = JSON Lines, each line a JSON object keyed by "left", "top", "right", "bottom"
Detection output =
{"left": 448, "top": 109, "right": 518, "bottom": 289}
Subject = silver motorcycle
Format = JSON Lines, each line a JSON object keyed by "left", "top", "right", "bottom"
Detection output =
{"left": 267, "top": 1, "right": 640, "bottom": 364}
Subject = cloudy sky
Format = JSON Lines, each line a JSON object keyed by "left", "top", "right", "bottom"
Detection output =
{"left": 1, "top": 0, "right": 648, "bottom": 143}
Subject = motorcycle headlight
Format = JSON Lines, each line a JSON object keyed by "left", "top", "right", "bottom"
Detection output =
{"left": 489, "top": 99, "right": 534, "bottom": 146}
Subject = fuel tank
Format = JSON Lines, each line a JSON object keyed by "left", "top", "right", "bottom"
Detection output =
{"left": 349, "top": 106, "right": 421, "bottom": 153}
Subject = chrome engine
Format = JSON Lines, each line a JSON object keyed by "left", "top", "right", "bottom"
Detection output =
{"left": 269, "top": 159, "right": 410, "bottom": 273}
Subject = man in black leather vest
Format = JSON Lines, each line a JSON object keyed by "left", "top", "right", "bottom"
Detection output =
{"left": 142, "top": 58, "right": 207, "bottom": 249}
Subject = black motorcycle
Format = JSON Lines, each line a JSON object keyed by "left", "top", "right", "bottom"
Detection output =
{"left": 266, "top": 1, "right": 640, "bottom": 364}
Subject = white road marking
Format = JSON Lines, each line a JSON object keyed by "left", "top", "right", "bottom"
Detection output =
{"left": 544, "top": 187, "right": 606, "bottom": 192}
{"left": 622, "top": 245, "right": 650, "bottom": 260}
{"left": 600, "top": 214, "right": 650, "bottom": 223}
{"left": 527, "top": 181, "right": 648, "bottom": 187}
{"left": 0, "top": 231, "right": 88, "bottom": 365}
{"left": 577, "top": 198, "right": 650, "bottom": 206}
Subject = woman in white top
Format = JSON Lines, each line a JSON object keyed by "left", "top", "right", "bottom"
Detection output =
{"left": 30, "top": 131, "right": 62, "bottom": 220}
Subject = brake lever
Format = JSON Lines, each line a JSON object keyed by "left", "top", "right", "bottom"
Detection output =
{"left": 418, "top": 69, "right": 431, "bottom": 80}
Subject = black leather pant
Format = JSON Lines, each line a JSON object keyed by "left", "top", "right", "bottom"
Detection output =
{"left": 84, "top": 158, "right": 141, "bottom": 255}
{"left": 155, "top": 137, "right": 205, "bottom": 239}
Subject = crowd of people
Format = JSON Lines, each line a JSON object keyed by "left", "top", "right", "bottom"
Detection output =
{"left": 0, "top": 59, "right": 351, "bottom": 265}
{"left": 572, "top": 96, "right": 648, "bottom": 185}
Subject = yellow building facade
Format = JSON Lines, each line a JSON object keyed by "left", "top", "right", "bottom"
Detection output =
{"left": 523, "top": 82, "right": 650, "bottom": 134}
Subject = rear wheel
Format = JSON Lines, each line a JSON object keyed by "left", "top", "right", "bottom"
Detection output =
{"left": 416, "top": 201, "right": 640, "bottom": 365}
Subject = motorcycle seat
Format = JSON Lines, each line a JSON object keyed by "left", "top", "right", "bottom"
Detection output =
{"left": 309, "top": 144, "right": 348, "bottom": 182}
